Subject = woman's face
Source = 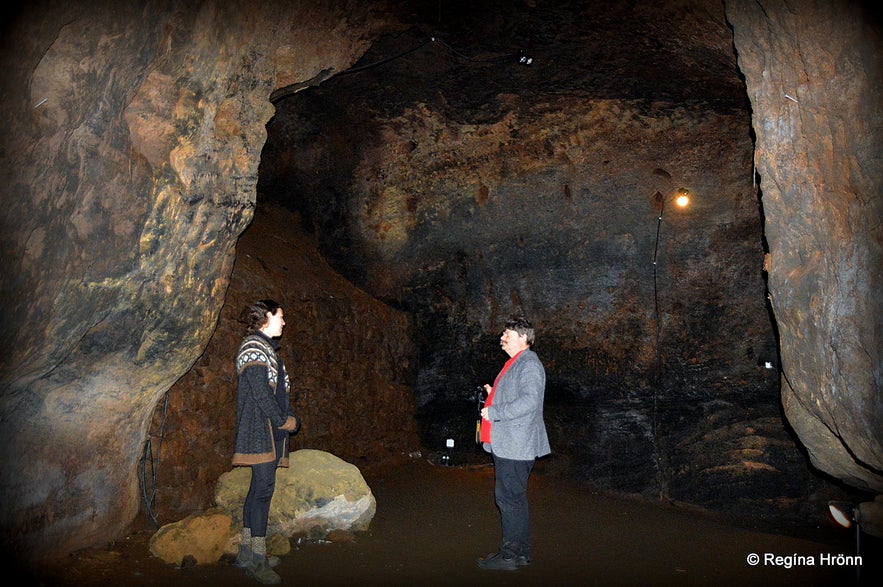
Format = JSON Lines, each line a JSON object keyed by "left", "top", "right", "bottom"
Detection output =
{"left": 260, "top": 308, "right": 285, "bottom": 338}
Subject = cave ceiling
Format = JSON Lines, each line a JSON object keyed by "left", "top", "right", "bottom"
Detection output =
{"left": 257, "top": 0, "right": 756, "bottom": 349}
{"left": 258, "top": 0, "right": 751, "bottom": 302}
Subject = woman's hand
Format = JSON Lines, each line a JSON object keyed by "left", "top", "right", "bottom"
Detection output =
{"left": 279, "top": 415, "right": 298, "bottom": 431}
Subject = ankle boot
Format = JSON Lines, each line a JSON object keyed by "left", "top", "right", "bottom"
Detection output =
{"left": 236, "top": 543, "right": 280, "bottom": 568}
{"left": 246, "top": 555, "right": 282, "bottom": 585}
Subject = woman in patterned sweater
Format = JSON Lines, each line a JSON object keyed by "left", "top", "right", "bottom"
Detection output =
{"left": 233, "top": 299, "right": 299, "bottom": 584}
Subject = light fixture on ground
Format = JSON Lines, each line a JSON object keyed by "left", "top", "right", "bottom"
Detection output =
{"left": 827, "top": 497, "right": 883, "bottom": 583}
{"left": 829, "top": 501, "right": 854, "bottom": 528}
{"left": 440, "top": 438, "right": 454, "bottom": 466}
{"left": 828, "top": 501, "right": 863, "bottom": 583}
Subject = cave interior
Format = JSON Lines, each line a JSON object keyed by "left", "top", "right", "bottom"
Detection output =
{"left": 215, "top": 0, "right": 854, "bottom": 534}
{"left": 1, "top": 0, "right": 881, "bottom": 565}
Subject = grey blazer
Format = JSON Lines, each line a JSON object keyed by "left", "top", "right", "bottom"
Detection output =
{"left": 483, "top": 348, "right": 552, "bottom": 460}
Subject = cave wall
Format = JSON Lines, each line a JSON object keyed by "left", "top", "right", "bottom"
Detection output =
{"left": 0, "top": 0, "right": 398, "bottom": 561}
{"left": 725, "top": 0, "right": 883, "bottom": 492}
{"left": 254, "top": 0, "right": 817, "bottom": 524}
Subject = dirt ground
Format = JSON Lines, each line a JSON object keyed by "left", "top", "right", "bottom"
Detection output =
{"left": 24, "top": 457, "right": 881, "bottom": 586}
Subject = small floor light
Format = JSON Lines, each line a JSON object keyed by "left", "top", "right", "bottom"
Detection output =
{"left": 828, "top": 501, "right": 861, "bottom": 583}
{"left": 441, "top": 438, "right": 454, "bottom": 466}
{"left": 828, "top": 501, "right": 854, "bottom": 529}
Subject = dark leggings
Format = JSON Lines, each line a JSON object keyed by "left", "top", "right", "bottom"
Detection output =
{"left": 242, "top": 438, "right": 283, "bottom": 537}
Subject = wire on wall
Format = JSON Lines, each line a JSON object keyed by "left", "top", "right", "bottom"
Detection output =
{"left": 271, "top": 35, "right": 532, "bottom": 103}
{"left": 139, "top": 392, "right": 169, "bottom": 529}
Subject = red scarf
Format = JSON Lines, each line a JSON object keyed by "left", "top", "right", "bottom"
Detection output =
{"left": 479, "top": 350, "right": 525, "bottom": 443}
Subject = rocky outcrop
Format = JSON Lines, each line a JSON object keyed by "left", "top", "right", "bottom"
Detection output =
{"left": 725, "top": 0, "right": 883, "bottom": 492}
{"left": 0, "top": 0, "right": 398, "bottom": 561}
{"left": 148, "top": 508, "right": 232, "bottom": 566}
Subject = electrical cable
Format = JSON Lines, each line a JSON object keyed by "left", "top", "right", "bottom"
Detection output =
{"left": 338, "top": 37, "right": 435, "bottom": 76}
{"left": 271, "top": 35, "right": 530, "bottom": 102}
{"left": 139, "top": 392, "right": 169, "bottom": 528}
{"left": 652, "top": 200, "right": 665, "bottom": 381}
{"left": 429, "top": 36, "right": 521, "bottom": 64}
{"left": 339, "top": 35, "right": 526, "bottom": 76}
{"left": 651, "top": 200, "right": 666, "bottom": 499}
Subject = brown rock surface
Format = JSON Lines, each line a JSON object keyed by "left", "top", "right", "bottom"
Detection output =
{"left": 148, "top": 508, "right": 232, "bottom": 566}
{"left": 0, "top": 0, "right": 398, "bottom": 560}
{"left": 0, "top": 0, "right": 879, "bottom": 565}
{"left": 726, "top": 0, "right": 883, "bottom": 492}
{"left": 214, "top": 449, "right": 377, "bottom": 538}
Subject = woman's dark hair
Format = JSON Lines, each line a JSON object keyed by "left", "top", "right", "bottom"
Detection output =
{"left": 239, "top": 299, "right": 281, "bottom": 333}
{"left": 505, "top": 316, "right": 535, "bottom": 346}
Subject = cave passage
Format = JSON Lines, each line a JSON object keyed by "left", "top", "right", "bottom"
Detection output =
{"left": 242, "top": 0, "right": 823, "bottom": 535}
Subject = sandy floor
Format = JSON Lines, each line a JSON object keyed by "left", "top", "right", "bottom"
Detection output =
{"left": 27, "top": 458, "right": 880, "bottom": 586}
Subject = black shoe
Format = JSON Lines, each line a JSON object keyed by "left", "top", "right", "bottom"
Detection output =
{"left": 514, "top": 554, "right": 531, "bottom": 567}
{"left": 477, "top": 552, "right": 518, "bottom": 571}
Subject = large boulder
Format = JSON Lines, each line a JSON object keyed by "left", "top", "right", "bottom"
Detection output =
{"left": 148, "top": 508, "right": 232, "bottom": 566}
{"left": 215, "top": 450, "right": 376, "bottom": 537}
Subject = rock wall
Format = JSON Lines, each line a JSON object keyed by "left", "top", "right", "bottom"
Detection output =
{"left": 0, "top": 0, "right": 397, "bottom": 561}
{"left": 150, "top": 203, "right": 418, "bottom": 521}
{"left": 256, "top": 0, "right": 806, "bottom": 524}
{"left": 725, "top": 0, "right": 883, "bottom": 492}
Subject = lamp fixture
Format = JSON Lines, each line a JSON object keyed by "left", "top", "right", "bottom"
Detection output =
{"left": 651, "top": 187, "right": 692, "bottom": 375}
{"left": 674, "top": 188, "right": 690, "bottom": 208}
{"left": 649, "top": 185, "right": 692, "bottom": 500}
{"left": 828, "top": 501, "right": 854, "bottom": 528}
{"left": 827, "top": 500, "right": 865, "bottom": 583}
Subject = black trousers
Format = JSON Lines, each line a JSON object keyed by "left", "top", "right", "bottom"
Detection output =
{"left": 493, "top": 453, "right": 535, "bottom": 557}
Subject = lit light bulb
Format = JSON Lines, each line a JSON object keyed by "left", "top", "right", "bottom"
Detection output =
{"left": 675, "top": 189, "right": 690, "bottom": 208}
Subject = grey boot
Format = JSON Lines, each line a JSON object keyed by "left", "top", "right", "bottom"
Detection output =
{"left": 235, "top": 543, "right": 280, "bottom": 568}
{"left": 246, "top": 556, "right": 282, "bottom": 585}
{"left": 234, "top": 542, "right": 252, "bottom": 568}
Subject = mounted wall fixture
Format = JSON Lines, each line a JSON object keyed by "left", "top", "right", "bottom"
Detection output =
{"left": 649, "top": 185, "right": 691, "bottom": 501}
{"left": 652, "top": 187, "right": 691, "bottom": 375}
{"left": 673, "top": 188, "right": 690, "bottom": 208}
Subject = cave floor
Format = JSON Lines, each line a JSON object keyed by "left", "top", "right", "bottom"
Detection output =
{"left": 30, "top": 458, "right": 878, "bottom": 587}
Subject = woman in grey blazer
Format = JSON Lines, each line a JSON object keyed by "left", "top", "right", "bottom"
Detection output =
{"left": 477, "top": 317, "right": 551, "bottom": 571}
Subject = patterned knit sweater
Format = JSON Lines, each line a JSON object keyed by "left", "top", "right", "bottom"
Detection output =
{"left": 232, "top": 332, "right": 295, "bottom": 467}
